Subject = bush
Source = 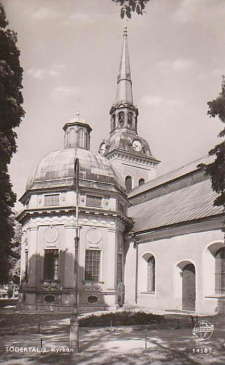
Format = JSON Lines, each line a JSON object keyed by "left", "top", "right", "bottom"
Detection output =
{"left": 79, "top": 311, "right": 165, "bottom": 327}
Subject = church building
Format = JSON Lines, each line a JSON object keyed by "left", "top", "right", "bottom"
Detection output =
{"left": 18, "top": 28, "right": 225, "bottom": 315}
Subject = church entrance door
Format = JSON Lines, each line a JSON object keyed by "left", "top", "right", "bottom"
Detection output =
{"left": 182, "top": 263, "right": 196, "bottom": 311}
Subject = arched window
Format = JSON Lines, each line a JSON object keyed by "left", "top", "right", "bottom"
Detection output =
{"left": 139, "top": 178, "right": 145, "bottom": 186}
{"left": 118, "top": 112, "right": 124, "bottom": 127}
{"left": 125, "top": 176, "right": 132, "bottom": 192}
{"left": 147, "top": 256, "right": 155, "bottom": 292}
{"left": 215, "top": 247, "right": 225, "bottom": 294}
{"left": 78, "top": 128, "right": 85, "bottom": 148}
{"left": 67, "top": 128, "right": 76, "bottom": 147}
{"left": 128, "top": 112, "right": 133, "bottom": 127}
{"left": 111, "top": 114, "right": 116, "bottom": 130}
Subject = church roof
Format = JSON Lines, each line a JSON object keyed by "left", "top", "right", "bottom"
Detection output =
{"left": 103, "top": 130, "right": 156, "bottom": 159}
{"left": 128, "top": 177, "right": 224, "bottom": 233}
{"left": 128, "top": 155, "right": 215, "bottom": 198}
{"left": 63, "top": 111, "right": 91, "bottom": 130}
{"left": 23, "top": 147, "right": 125, "bottom": 196}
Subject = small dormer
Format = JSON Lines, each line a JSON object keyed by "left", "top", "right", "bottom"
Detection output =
{"left": 63, "top": 111, "right": 92, "bottom": 150}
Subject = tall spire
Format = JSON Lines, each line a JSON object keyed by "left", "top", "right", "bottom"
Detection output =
{"left": 115, "top": 26, "right": 133, "bottom": 106}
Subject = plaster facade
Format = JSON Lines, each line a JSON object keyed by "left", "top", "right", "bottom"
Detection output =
{"left": 124, "top": 227, "right": 225, "bottom": 314}
{"left": 18, "top": 27, "right": 225, "bottom": 315}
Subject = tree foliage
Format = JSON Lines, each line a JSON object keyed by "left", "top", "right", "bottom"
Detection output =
{"left": 0, "top": 3, "right": 24, "bottom": 283}
{"left": 8, "top": 215, "right": 22, "bottom": 284}
{"left": 112, "top": 0, "right": 150, "bottom": 19}
{"left": 205, "top": 76, "right": 225, "bottom": 208}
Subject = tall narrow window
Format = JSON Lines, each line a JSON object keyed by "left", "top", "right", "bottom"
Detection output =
{"left": 118, "top": 201, "right": 125, "bottom": 214}
{"left": 147, "top": 256, "right": 155, "bottom": 292}
{"left": 125, "top": 176, "right": 132, "bottom": 192}
{"left": 118, "top": 111, "right": 124, "bottom": 127}
{"left": 139, "top": 178, "right": 145, "bottom": 186}
{"left": 85, "top": 250, "right": 101, "bottom": 281}
{"left": 117, "top": 254, "right": 123, "bottom": 283}
{"left": 67, "top": 128, "right": 76, "bottom": 147}
{"left": 44, "top": 249, "right": 59, "bottom": 280}
{"left": 112, "top": 114, "right": 116, "bottom": 130}
{"left": 78, "top": 128, "right": 85, "bottom": 148}
{"left": 215, "top": 247, "right": 225, "bottom": 294}
{"left": 128, "top": 112, "right": 133, "bottom": 127}
{"left": 24, "top": 250, "right": 28, "bottom": 280}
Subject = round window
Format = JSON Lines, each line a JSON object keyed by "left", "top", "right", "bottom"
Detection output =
{"left": 87, "top": 295, "right": 98, "bottom": 304}
{"left": 44, "top": 294, "right": 55, "bottom": 303}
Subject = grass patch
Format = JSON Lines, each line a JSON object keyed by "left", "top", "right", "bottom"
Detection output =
{"left": 0, "top": 312, "right": 69, "bottom": 335}
{"left": 79, "top": 311, "right": 165, "bottom": 327}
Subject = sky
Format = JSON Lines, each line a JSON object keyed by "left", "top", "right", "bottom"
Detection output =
{"left": 3, "top": 0, "right": 225, "bottom": 210}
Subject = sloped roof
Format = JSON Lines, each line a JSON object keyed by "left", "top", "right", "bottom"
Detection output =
{"left": 128, "top": 178, "right": 224, "bottom": 233}
{"left": 129, "top": 155, "right": 215, "bottom": 198}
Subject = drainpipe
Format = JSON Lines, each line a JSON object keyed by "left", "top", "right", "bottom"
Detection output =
{"left": 135, "top": 240, "right": 139, "bottom": 305}
{"left": 131, "top": 233, "right": 138, "bottom": 305}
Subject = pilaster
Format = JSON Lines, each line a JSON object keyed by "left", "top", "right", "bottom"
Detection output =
{"left": 64, "top": 225, "right": 76, "bottom": 288}
{"left": 105, "top": 228, "right": 117, "bottom": 290}
{"left": 27, "top": 226, "right": 38, "bottom": 287}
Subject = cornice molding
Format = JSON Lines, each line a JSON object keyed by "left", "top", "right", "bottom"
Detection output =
{"left": 105, "top": 149, "right": 160, "bottom": 166}
{"left": 131, "top": 214, "right": 225, "bottom": 243}
{"left": 17, "top": 205, "right": 133, "bottom": 227}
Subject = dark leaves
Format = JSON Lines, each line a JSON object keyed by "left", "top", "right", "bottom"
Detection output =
{"left": 206, "top": 76, "right": 225, "bottom": 208}
{"left": 0, "top": 3, "right": 8, "bottom": 28}
{"left": 112, "top": 0, "right": 150, "bottom": 18}
{"left": 0, "top": 2, "right": 24, "bottom": 283}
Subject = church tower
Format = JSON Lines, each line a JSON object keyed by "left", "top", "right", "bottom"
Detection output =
{"left": 99, "top": 27, "right": 160, "bottom": 192}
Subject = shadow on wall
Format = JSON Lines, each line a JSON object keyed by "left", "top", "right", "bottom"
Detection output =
{"left": 19, "top": 249, "right": 108, "bottom": 312}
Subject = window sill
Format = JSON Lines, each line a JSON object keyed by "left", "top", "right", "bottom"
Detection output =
{"left": 82, "top": 281, "right": 104, "bottom": 284}
{"left": 205, "top": 294, "right": 225, "bottom": 299}
{"left": 140, "top": 291, "right": 155, "bottom": 295}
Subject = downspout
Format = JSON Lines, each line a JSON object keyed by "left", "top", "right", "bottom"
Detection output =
{"left": 135, "top": 240, "right": 138, "bottom": 305}
{"left": 132, "top": 234, "right": 138, "bottom": 305}
{"left": 35, "top": 228, "right": 38, "bottom": 310}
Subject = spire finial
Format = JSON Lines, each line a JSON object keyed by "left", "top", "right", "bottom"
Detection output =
{"left": 76, "top": 110, "right": 80, "bottom": 119}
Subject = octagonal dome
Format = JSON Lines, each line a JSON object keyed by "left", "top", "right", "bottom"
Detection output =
{"left": 25, "top": 147, "right": 125, "bottom": 193}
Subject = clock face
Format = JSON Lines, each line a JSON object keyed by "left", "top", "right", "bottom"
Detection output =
{"left": 100, "top": 142, "right": 106, "bottom": 155}
{"left": 132, "top": 140, "right": 142, "bottom": 152}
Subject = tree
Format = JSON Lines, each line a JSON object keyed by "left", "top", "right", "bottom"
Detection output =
{"left": 112, "top": 0, "right": 150, "bottom": 19}
{"left": 8, "top": 215, "right": 22, "bottom": 284}
{"left": 205, "top": 76, "right": 225, "bottom": 209}
{"left": 0, "top": 3, "right": 24, "bottom": 283}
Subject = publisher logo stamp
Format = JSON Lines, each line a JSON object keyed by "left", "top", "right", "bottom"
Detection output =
{"left": 192, "top": 320, "right": 214, "bottom": 342}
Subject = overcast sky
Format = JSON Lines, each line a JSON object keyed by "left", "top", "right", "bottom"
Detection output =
{"left": 3, "top": 0, "right": 225, "bottom": 210}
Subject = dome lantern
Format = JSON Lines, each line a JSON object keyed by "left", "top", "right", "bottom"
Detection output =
{"left": 63, "top": 111, "right": 92, "bottom": 150}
